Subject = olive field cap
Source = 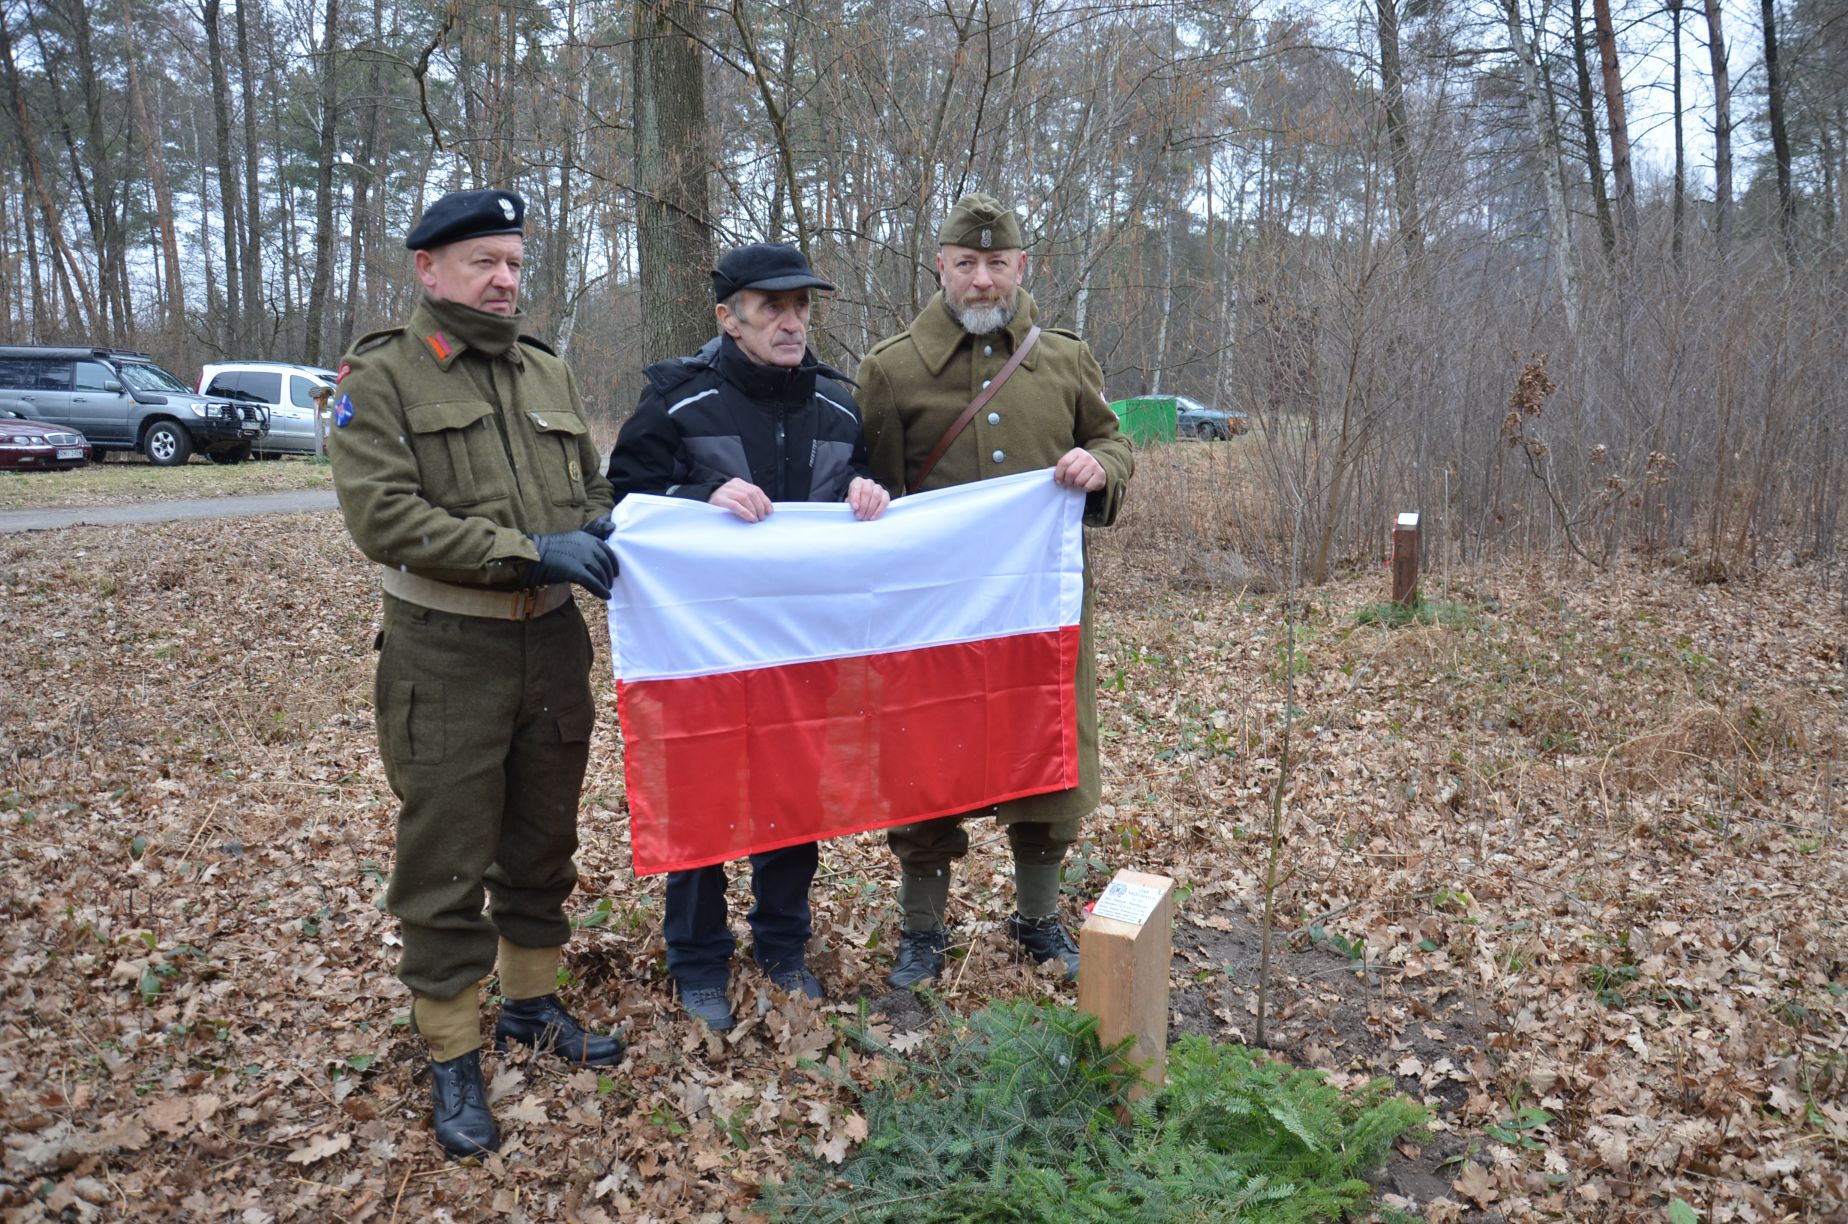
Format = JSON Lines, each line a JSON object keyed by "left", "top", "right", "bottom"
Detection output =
{"left": 404, "top": 189, "right": 526, "bottom": 251}
{"left": 937, "top": 192, "right": 1024, "bottom": 251}
{"left": 711, "top": 243, "right": 836, "bottom": 302}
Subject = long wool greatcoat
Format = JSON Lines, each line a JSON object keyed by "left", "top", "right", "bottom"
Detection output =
{"left": 855, "top": 289, "right": 1134, "bottom": 826}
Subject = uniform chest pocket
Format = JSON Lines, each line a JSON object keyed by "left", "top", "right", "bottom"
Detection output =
{"left": 523, "top": 409, "right": 589, "bottom": 507}
{"left": 405, "top": 399, "right": 510, "bottom": 508}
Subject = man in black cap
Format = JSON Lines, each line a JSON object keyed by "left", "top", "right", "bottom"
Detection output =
{"left": 607, "top": 242, "right": 887, "bottom": 1030}
{"left": 329, "top": 188, "right": 624, "bottom": 1160}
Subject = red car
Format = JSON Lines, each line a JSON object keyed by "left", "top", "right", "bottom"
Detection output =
{"left": 0, "top": 410, "right": 91, "bottom": 471}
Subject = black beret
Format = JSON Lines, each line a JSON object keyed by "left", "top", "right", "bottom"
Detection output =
{"left": 712, "top": 243, "right": 835, "bottom": 302}
{"left": 405, "top": 189, "right": 525, "bottom": 251}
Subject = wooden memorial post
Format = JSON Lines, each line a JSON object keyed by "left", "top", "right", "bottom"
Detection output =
{"left": 310, "top": 387, "right": 331, "bottom": 458}
{"left": 1076, "top": 870, "right": 1175, "bottom": 1098}
{"left": 1391, "top": 511, "right": 1420, "bottom": 606}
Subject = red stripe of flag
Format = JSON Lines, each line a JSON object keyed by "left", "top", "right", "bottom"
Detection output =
{"left": 618, "top": 626, "right": 1080, "bottom": 875}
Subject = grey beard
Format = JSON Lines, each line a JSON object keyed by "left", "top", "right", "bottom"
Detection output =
{"left": 947, "top": 296, "right": 1018, "bottom": 336}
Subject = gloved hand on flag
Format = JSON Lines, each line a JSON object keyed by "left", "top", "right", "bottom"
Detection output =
{"left": 524, "top": 529, "right": 619, "bottom": 599}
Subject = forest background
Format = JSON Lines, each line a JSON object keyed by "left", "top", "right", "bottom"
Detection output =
{"left": 3, "top": 0, "right": 1845, "bottom": 579}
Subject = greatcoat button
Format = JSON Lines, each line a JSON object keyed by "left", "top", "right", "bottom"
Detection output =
{"left": 992, "top": 449, "right": 1005, "bottom": 463}
{"left": 987, "top": 412, "right": 1001, "bottom": 425}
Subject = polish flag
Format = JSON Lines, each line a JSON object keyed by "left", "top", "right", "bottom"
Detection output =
{"left": 607, "top": 469, "right": 1085, "bottom": 875}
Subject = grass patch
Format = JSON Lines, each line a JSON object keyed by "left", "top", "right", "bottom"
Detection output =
{"left": 0, "top": 458, "right": 332, "bottom": 510}
{"left": 1353, "top": 593, "right": 1481, "bottom": 629}
{"left": 762, "top": 1001, "right": 1426, "bottom": 1223}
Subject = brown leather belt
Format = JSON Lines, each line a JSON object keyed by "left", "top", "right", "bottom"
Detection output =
{"left": 381, "top": 567, "right": 571, "bottom": 620}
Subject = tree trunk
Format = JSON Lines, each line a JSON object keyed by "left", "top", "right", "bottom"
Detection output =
{"left": 1571, "top": 0, "right": 1615, "bottom": 255}
{"left": 236, "top": 0, "right": 265, "bottom": 344}
{"left": 0, "top": 14, "right": 96, "bottom": 334}
{"left": 1374, "top": 0, "right": 1423, "bottom": 261}
{"left": 1670, "top": 0, "right": 1685, "bottom": 263}
{"left": 339, "top": 0, "right": 387, "bottom": 353}
{"left": 304, "top": 0, "right": 341, "bottom": 364}
{"left": 121, "top": 0, "right": 185, "bottom": 346}
{"left": 1703, "top": 0, "right": 1732, "bottom": 247}
{"left": 203, "top": 0, "right": 243, "bottom": 350}
{"left": 1502, "top": 0, "right": 1579, "bottom": 331}
{"left": 632, "top": 0, "right": 713, "bottom": 364}
{"left": 1591, "top": 0, "right": 1637, "bottom": 242}
{"left": 1761, "top": 0, "right": 1796, "bottom": 256}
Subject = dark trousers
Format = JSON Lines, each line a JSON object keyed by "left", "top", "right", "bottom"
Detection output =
{"left": 664, "top": 841, "right": 818, "bottom": 988}
{"left": 377, "top": 596, "right": 596, "bottom": 1000}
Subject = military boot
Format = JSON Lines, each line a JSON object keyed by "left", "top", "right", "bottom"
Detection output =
{"left": 412, "top": 990, "right": 499, "bottom": 1160}
{"left": 886, "top": 930, "right": 948, "bottom": 989}
{"left": 428, "top": 1049, "right": 500, "bottom": 1159}
{"left": 1007, "top": 913, "right": 1080, "bottom": 981}
{"left": 495, "top": 994, "right": 625, "bottom": 1066}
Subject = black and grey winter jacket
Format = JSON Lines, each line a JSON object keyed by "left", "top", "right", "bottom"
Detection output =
{"left": 606, "top": 334, "right": 872, "bottom": 505}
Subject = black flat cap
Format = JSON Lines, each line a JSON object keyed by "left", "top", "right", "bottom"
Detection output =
{"left": 712, "top": 243, "right": 835, "bottom": 302}
{"left": 404, "top": 189, "right": 525, "bottom": 251}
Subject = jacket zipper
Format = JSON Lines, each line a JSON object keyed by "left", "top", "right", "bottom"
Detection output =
{"left": 773, "top": 406, "right": 787, "bottom": 501}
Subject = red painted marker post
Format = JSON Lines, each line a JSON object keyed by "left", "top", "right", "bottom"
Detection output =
{"left": 1391, "top": 512, "right": 1420, "bottom": 607}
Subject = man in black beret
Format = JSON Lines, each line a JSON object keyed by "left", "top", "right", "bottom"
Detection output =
{"left": 606, "top": 242, "right": 887, "bottom": 1030}
{"left": 329, "top": 188, "right": 624, "bottom": 1160}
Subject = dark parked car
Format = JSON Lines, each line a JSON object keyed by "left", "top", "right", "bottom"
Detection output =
{"left": 0, "top": 410, "right": 91, "bottom": 470}
{"left": 1174, "top": 395, "right": 1249, "bottom": 441}
{"left": 0, "top": 346, "right": 266, "bottom": 465}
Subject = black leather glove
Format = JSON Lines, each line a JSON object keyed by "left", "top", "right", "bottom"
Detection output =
{"left": 582, "top": 513, "right": 615, "bottom": 540}
{"left": 522, "top": 530, "right": 619, "bottom": 600}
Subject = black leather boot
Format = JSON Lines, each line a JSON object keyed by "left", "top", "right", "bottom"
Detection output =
{"left": 1007, "top": 913, "right": 1080, "bottom": 981}
{"left": 886, "top": 929, "right": 948, "bottom": 989}
{"left": 428, "top": 1049, "right": 499, "bottom": 1160}
{"left": 494, "top": 994, "right": 625, "bottom": 1066}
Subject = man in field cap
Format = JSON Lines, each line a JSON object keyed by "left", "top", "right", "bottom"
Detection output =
{"left": 328, "top": 187, "right": 623, "bottom": 1159}
{"left": 856, "top": 191, "right": 1134, "bottom": 989}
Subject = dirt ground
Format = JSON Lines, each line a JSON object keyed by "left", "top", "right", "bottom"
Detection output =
{"left": 0, "top": 507, "right": 1843, "bottom": 1221}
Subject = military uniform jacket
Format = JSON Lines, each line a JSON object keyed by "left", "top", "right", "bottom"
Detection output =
{"left": 329, "top": 295, "right": 614, "bottom": 588}
{"left": 856, "top": 289, "right": 1134, "bottom": 824}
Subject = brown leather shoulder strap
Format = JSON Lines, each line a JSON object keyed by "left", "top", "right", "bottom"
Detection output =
{"left": 908, "top": 325, "right": 1041, "bottom": 494}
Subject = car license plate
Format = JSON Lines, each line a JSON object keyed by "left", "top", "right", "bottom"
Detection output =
{"left": 56, "top": 447, "right": 82, "bottom": 460}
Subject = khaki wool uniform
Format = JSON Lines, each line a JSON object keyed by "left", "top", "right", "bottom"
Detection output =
{"left": 330, "top": 294, "right": 614, "bottom": 1003}
{"left": 856, "top": 288, "right": 1133, "bottom": 892}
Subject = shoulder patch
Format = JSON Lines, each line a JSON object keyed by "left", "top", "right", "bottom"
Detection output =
{"left": 351, "top": 326, "right": 404, "bottom": 356}
{"left": 518, "top": 335, "right": 558, "bottom": 357}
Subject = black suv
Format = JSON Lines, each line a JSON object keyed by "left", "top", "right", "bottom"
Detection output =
{"left": 0, "top": 346, "right": 267, "bottom": 465}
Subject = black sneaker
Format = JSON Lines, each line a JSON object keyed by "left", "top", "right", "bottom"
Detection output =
{"left": 678, "top": 981, "right": 736, "bottom": 1031}
{"left": 428, "top": 1049, "right": 500, "bottom": 1160}
{"left": 495, "top": 994, "right": 625, "bottom": 1066}
{"left": 1007, "top": 913, "right": 1079, "bottom": 981}
{"left": 886, "top": 929, "right": 948, "bottom": 989}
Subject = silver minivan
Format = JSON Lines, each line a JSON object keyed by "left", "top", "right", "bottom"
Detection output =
{"left": 197, "top": 362, "right": 337, "bottom": 456}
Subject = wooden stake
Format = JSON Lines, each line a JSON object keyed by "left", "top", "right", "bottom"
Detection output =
{"left": 1391, "top": 511, "right": 1420, "bottom": 606}
{"left": 1077, "top": 870, "right": 1175, "bottom": 1097}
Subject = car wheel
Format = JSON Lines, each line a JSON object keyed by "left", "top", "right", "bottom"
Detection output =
{"left": 144, "top": 421, "right": 193, "bottom": 466}
{"left": 208, "top": 441, "right": 252, "bottom": 465}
